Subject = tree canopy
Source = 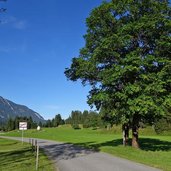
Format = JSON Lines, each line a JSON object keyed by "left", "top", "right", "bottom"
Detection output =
{"left": 65, "top": 0, "right": 171, "bottom": 147}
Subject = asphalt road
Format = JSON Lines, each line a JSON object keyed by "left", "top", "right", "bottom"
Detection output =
{"left": 0, "top": 136, "right": 161, "bottom": 171}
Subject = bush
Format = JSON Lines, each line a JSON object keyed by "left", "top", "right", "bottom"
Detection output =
{"left": 71, "top": 123, "right": 80, "bottom": 129}
{"left": 154, "top": 118, "right": 171, "bottom": 134}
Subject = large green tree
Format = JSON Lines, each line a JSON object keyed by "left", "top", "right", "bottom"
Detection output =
{"left": 65, "top": 0, "right": 171, "bottom": 148}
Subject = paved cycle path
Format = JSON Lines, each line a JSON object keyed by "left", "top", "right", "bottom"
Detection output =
{"left": 0, "top": 136, "right": 161, "bottom": 171}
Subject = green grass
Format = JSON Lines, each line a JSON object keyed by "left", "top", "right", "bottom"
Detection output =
{"left": 3, "top": 126, "right": 171, "bottom": 171}
{"left": 0, "top": 138, "right": 55, "bottom": 171}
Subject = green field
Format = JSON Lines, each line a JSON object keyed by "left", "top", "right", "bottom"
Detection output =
{"left": 0, "top": 138, "right": 55, "bottom": 171}
{"left": 3, "top": 126, "right": 171, "bottom": 171}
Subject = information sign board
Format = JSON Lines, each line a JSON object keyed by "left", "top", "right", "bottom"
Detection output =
{"left": 19, "top": 122, "right": 27, "bottom": 130}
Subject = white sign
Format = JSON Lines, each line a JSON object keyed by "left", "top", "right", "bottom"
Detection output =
{"left": 19, "top": 122, "right": 27, "bottom": 130}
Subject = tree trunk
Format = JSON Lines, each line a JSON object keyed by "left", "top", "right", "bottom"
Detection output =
{"left": 132, "top": 115, "right": 140, "bottom": 148}
{"left": 122, "top": 123, "right": 129, "bottom": 146}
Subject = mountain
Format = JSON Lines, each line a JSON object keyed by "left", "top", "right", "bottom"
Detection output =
{"left": 0, "top": 96, "right": 45, "bottom": 124}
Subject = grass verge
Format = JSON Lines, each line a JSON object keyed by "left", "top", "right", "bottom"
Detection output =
{"left": 3, "top": 127, "right": 171, "bottom": 171}
{"left": 0, "top": 138, "right": 55, "bottom": 171}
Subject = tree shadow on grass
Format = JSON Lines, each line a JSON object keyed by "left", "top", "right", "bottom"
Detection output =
{"left": 139, "top": 138, "right": 171, "bottom": 151}
{"left": 72, "top": 139, "right": 122, "bottom": 152}
{"left": 0, "top": 141, "right": 18, "bottom": 146}
{"left": 73, "top": 137, "right": 171, "bottom": 152}
{"left": 0, "top": 148, "right": 33, "bottom": 169}
{"left": 0, "top": 147, "right": 53, "bottom": 170}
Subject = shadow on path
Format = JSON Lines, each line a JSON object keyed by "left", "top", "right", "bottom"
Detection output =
{"left": 38, "top": 136, "right": 171, "bottom": 164}
{"left": 0, "top": 136, "right": 164, "bottom": 171}
{"left": 40, "top": 142, "right": 95, "bottom": 161}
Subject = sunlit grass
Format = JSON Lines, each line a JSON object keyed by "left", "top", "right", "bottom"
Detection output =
{"left": 3, "top": 126, "right": 171, "bottom": 171}
{"left": 0, "top": 138, "right": 55, "bottom": 171}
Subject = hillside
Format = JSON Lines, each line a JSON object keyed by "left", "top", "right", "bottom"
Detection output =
{"left": 0, "top": 96, "right": 45, "bottom": 123}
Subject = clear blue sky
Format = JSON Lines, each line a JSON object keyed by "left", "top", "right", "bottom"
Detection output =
{"left": 0, "top": 0, "right": 104, "bottom": 120}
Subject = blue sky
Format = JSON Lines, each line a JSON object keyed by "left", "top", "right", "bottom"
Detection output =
{"left": 0, "top": 0, "right": 103, "bottom": 120}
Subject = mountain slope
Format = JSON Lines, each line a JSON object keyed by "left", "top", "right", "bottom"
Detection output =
{"left": 0, "top": 96, "right": 45, "bottom": 123}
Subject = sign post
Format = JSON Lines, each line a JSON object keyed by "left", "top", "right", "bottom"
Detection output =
{"left": 19, "top": 122, "right": 27, "bottom": 144}
{"left": 36, "top": 144, "right": 39, "bottom": 170}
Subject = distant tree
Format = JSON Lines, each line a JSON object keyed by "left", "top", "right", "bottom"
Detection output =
{"left": 6, "top": 117, "right": 15, "bottom": 131}
{"left": 71, "top": 110, "right": 82, "bottom": 125}
{"left": 54, "top": 114, "right": 63, "bottom": 127}
{"left": 43, "top": 114, "right": 65, "bottom": 128}
{"left": 65, "top": 0, "right": 171, "bottom": 148}
{"left": 60, "top": 119, "right": 65, "bottom": 125}
{"left": 45, "top": 119, "right": 52, "bottom": 127}
{"left": 14, "top": 116, "right": 20, "bottom": 130}
{"left": 51, "top": 118, "right": 55, "bottom": 127}
{"left": 0, "top": 125, "right": 5, "bottom": 131}
{"left": 82, "top": 110, "right": 89, "bottom": 124}
{"left": 65, "top": 116, "right": 72, "bottom": 124}
{"left": 70, "top": 111, "right": 80, "bottom": 129}
{"left": 154, "top": 112, "right": 171, "bottom": 134}
{"left": 4, "top": 116, "right": 38, "bottom": 131}
{"left": 65, "top": 110, "right": 105, "bottom": 129}
{"left": 38, "top": 121, "right": 43, "bottom": 127}
{"left": 27, "top": 116, "right": 32, "bottom": 129}
{"left": 0, "top": 120, "right": 5, "bottom": 131}
{"left": 31, "top": 122, "right": 37, "bottom": 129}
{"left": 83, "top": 111, "right": 102, "bottom": 128}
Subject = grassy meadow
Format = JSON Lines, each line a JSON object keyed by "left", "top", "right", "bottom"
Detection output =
{"left": 0, "top": 138, "right": 55, "bottom": 171}
{"left": 2, "top": 125, "right": 171, "bottom": 171}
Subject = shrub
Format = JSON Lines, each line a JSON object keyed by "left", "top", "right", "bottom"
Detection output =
{"left": 71, "top": 123, "right": 80, "bottom": 129}
{"left": 154, "top": 118, "right": 171, "bottom": 134}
